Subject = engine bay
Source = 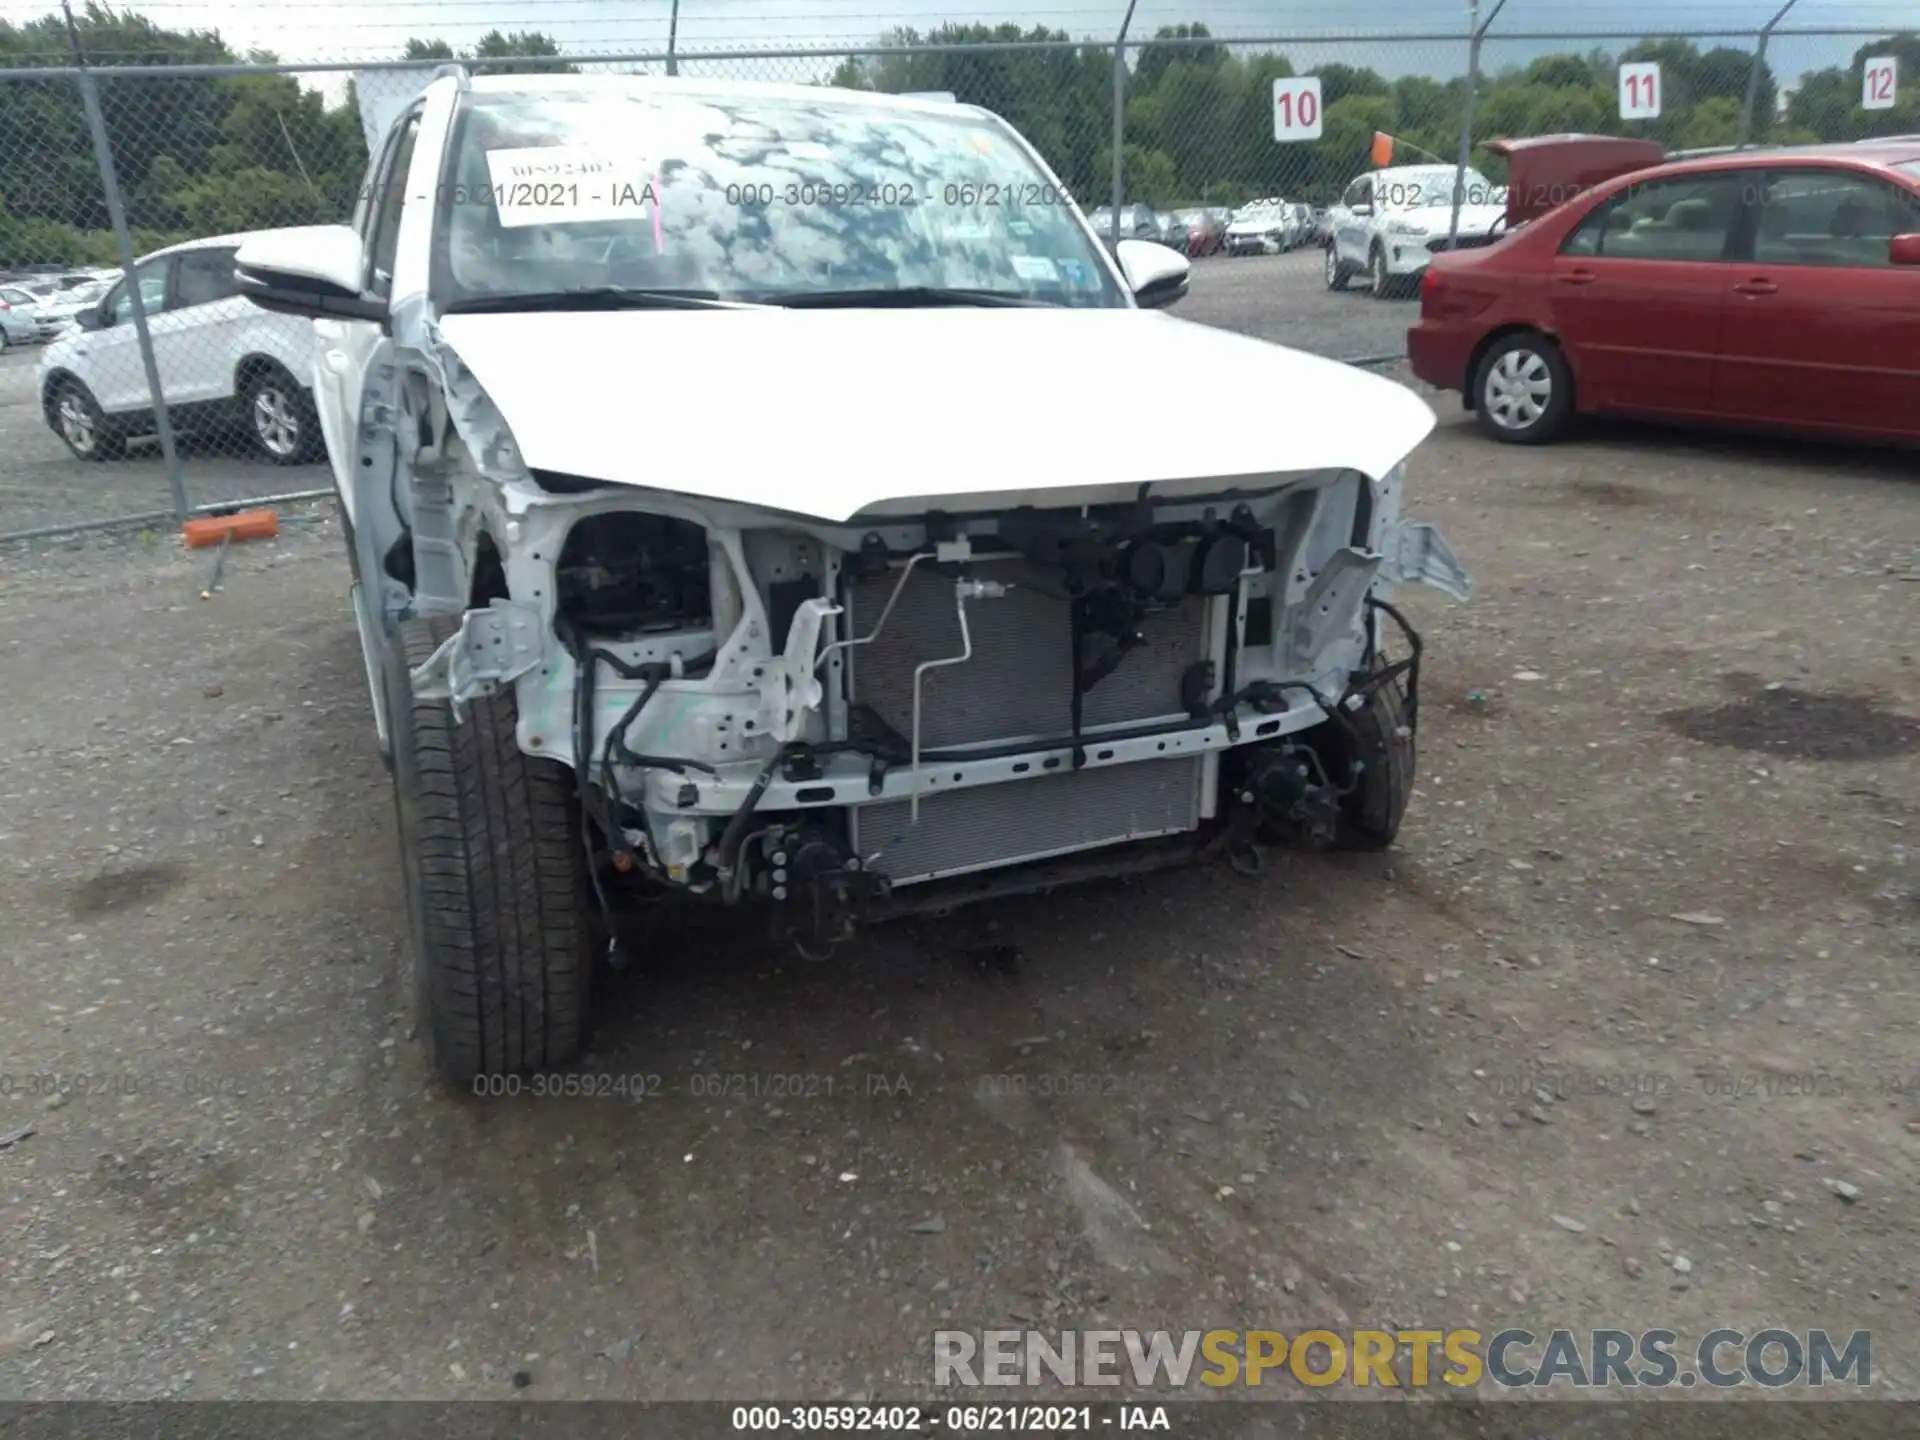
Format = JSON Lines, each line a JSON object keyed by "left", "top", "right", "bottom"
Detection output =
{"left": 474, "top": 471, "right": 1457, "bottom": 959}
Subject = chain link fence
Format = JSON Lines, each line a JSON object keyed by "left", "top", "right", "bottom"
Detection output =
{"left": 1, "top": 10, "right": 1915, "bottom": 539}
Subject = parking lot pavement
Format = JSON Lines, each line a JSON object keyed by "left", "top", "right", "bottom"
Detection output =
{"left": 2, "top": 306, "right": 1917, "bottom": 1402}
{"left": 1180, "top": 246, "right": 1415, "bottom": 358}
{"left": 0, "top": 351, "right": 322, "bottom": 537}
{"left": 0, "top": 251, "right": 1400, "bottom": 539}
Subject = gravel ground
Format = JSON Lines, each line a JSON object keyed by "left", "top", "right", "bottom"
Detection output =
{"left": 1179, "top": 247, "right": 1411, "bottom": 359}
{"left": 0, "top": 288, "right": 1916, "bottom": 1407}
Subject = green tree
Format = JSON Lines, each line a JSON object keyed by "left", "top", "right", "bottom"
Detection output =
{"left": 470, "top": 29, "right": 576, "bottom": 75}
{"left": 1135, "top": 23, "right": 1222, "bottom": 95}
{"left": 1090, "top": 143, "right": 1179, "bottom": 206}
{"left": 1318, "top": 63, "right": 1390, "bottom": 108}
{"left": 1680, "top": 96, "right": 1743, "bottom": 149}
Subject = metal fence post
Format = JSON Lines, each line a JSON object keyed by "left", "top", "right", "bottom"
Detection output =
{"left": 61, "top": 17, "right": 189, "bottom": 523}
{"left": 667, "top": 0, "right": 680, "bottom": 77}
{"left": 1736, "top": 0, "right": 1796, "bottom": 149}
{"left": 1448, "top": 0, "right": 1507, "bottom": 250}
{"left": 1109, "top": 0, "right": 1139, "bottom": 249}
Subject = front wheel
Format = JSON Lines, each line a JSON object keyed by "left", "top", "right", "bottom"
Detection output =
{"left": 1472, "top": 332, "right": 1573, "bottom": 445}
{"left": 386, "top": 616, "right": 595, "bottom": 1085}
{"left": 1325, "top": 244, "right": 1350, "bottom": 291}
{"left": 1336, "top": 670, "right": 1415, "bottom": 851}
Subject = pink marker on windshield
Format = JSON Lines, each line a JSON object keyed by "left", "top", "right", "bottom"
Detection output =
{"left": 653, "top": 172, "right": 664, "bottom": 253}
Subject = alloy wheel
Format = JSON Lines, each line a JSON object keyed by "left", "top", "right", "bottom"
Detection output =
{"left": 57, "top": 391, "right": 96, "bottom": 456}
{"left": 252, "top": 384, "right": 300, "bottom": 458}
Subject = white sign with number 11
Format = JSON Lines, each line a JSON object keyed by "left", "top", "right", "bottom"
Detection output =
{"left": 1619, "top": 62, "right": 1662, "bottom": 120}
{"left": 1863, "top": 56, "right": 1898, "bottom": 111}
{"left": 1272, "top": 77, "right": 1323, "bottom": 142}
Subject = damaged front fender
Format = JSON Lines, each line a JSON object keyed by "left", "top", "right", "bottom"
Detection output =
{"left": 408, "top": 598, "right": 548, "bottom": 715}
{"left": 1380, "top": 521, "right": 1473, "bottom": 602}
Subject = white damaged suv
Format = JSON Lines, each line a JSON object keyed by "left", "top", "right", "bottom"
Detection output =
{"left": 234, "top": 71, "right": 1472, "bottom": 1084}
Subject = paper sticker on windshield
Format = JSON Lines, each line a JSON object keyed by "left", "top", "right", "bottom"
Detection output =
{"left": 1006, "top": 219, "right": 1034, "bottom": 237}
{"left": 1011, "top": 255, "right": 1058, "bottom": 283}
{"left": 784, "top": 141, "right": 832, "bottom": 161}
{"left": 483, "top": 146, "right": 655, "bottom": 228}
{"left": 1054, "top": 257, "right": 1095, "bottom": 289}
{"left": 945, "top": 222, "right": 991, "bottom": 241}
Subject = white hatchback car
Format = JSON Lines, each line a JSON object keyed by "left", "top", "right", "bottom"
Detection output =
{"left": 1325, "top": 164, "right": 1508, "bottom": 298}
{"left": 36, "top": 230, "right": 322, "bottom": 463}
{"left": 1224, "top": 199, "right": 1292, "bottom": 255}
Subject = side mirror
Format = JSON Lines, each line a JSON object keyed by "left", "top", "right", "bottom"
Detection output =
{"left": 1115, "top": 238, "right": 1189, "bottom": 310}
{"left": 76, "top": 305, "right": 102, "bottom": 331}
{"left": 1353, "top": 202, "right": 1374, "bottom": 217}
{"left": 234, "top": 224, "right": 385, "bottom": 323}
{"left": 1890, "top": 233, "right": 1920, "bottom": 266}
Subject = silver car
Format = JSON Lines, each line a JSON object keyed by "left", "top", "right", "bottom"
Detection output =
{"left": 0, "top": 285, "right": 62, "bottom": 349}
{"left": 32, "top": 279, "right": 112, "bottom": 338}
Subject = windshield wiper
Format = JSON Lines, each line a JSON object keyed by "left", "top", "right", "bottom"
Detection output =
{"left": 440, "top": 286, "right": 769, "bottom": 314}
{"left": 761, "top": 285, "right": 1050, "bottom": 309}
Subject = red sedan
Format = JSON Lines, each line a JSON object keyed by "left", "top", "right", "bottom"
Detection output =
{"left": 1408, "top": 139, "right": 1920, "bottom": 445}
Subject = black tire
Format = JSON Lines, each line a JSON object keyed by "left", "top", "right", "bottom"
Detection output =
{"left": 1470, "top": 331, "right": 1573, "bottom": 445}
{"left": 1325, "top": 243, "right": 1350, "bottom": 291}
{"left": 385, "top": 615, "right": 593, "bottom": 1085}
{"left": 241, "top": 364, "right": 325, "bottom": 466}
{"left": 49, "top": 378, "right": 125, "bottom": 461}
{"left": 1336, "top": 671, "right": 1415, "bottom": 851}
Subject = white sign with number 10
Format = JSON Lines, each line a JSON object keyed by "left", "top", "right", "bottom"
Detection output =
{"left": 1863, "top": 56, "right": 1898, "bottom": 111}
{"left": 1272, "top": 77, "right": 1323, "bottom": 142}
{"left": 1619, "top": 62, "right": 1662, "bottom": 120}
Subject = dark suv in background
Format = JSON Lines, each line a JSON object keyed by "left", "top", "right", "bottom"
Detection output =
{"left": 1084, "top": 203, "right": 1162, "bottom": 246}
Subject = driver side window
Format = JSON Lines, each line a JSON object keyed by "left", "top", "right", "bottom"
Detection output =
{"left": 1344, "top": 178, "right": 1372, "bottom": 210}
{"left": 365, "top": 110, "right": 423, "bottom": 299}
{"left": 103, "top": 258, "right": 170, "bottom": 326}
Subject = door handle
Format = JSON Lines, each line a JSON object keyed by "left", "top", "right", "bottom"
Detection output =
{"left": 1555, "top": 269, "right": 1596, "bottom": 285}
{"left": 1733, "top": 278, "right": 1778, "bottom": 296}
{"left": 323, "top": 350, "right": 350, "bottom": 374}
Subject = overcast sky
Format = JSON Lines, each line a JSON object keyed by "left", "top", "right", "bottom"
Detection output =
{"left": 2, "top": 0, "right": 1911, "bottom": 90}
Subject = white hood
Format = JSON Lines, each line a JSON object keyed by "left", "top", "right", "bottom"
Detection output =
{"left": 434, "top": 307, "right": 1436, "bottom": 523}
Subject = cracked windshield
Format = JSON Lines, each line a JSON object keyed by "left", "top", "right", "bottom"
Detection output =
{"left": 440, "top": 91, "right": 1128, "bottom": 306}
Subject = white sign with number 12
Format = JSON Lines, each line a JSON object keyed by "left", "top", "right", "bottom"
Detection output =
{"left": 1619, "top": 62, "right": 1662, "bottom": 120}
{"left": 1863, "top": 56, "right": 1898, "bottom": 111}
{"left": 1272, "top": 77, "right": 1323, "bottom": 142}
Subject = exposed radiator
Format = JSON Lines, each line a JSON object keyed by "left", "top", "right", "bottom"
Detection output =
{"left": 851, "top": 756, "right": 1205, "bottom": 886}
{"left": 842, "top": 555, "right": 1213, "bottom": 886}
{"left": 844, "top": 555, "right": 1206, "bottom": 749}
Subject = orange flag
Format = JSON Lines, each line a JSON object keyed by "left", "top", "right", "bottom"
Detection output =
{"left": 1371, "top": 131, "right": 1395, "bottom": 167}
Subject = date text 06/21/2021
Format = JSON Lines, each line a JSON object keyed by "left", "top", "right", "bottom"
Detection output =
{"left": 728, "top": 1404, "right": 1170, "bottom": 1432}
{"left": 374, "top": 180, "right": 1082, "bottom": 211}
